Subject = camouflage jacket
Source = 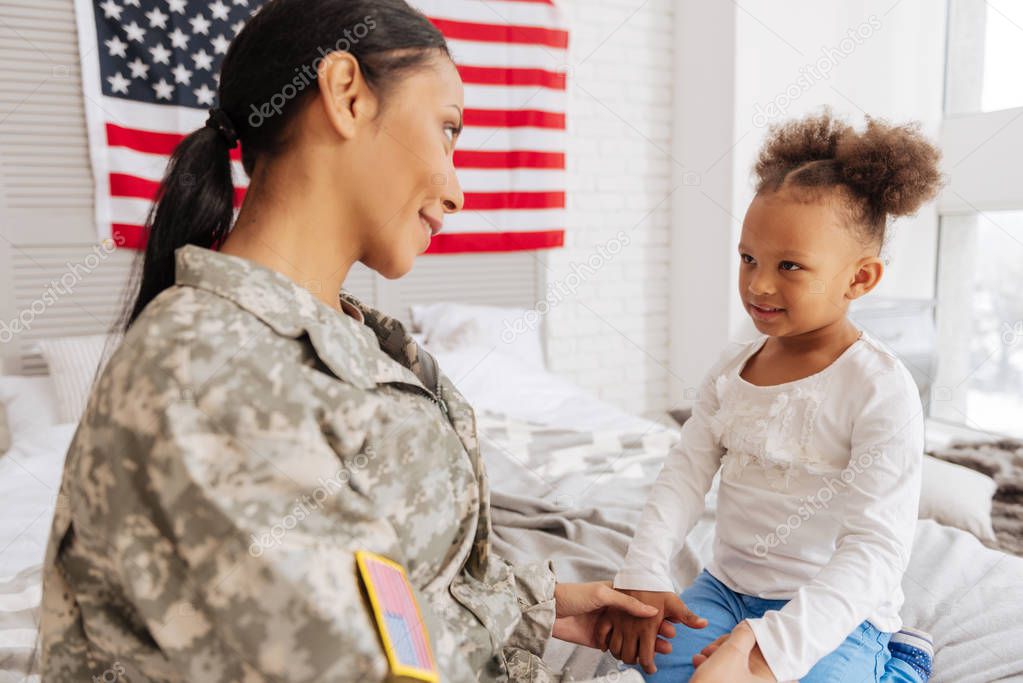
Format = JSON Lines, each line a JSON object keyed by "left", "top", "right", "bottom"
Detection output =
{"left": 39, "top": 244, "right": 560, "bottom": 682}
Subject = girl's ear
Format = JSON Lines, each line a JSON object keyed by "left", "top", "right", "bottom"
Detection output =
{"left": 316, "top": 50, "right": 376, "bottom": 140}
{"left": 847, "top": 256, "right": 884, "bottom": 300}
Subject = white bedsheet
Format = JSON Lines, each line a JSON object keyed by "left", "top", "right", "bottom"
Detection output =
{"left": 0, "top": 424, "right": 74, "bottom": 581}
{"left": 429, "top": 344, "right": 661, "bottom": 434}
{"left": 0, "top": 422, "right": 74, "bottom": 681}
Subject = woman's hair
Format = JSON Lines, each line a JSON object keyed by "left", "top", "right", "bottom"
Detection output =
{"left": 754, "top": 109, "right": 943, "bottom": 246}
{"left": 117, "top": 0, "right": 450, "bottom": 331}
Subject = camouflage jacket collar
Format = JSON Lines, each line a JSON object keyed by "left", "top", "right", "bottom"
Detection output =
{"left": 174, "top": 245, "right": 429, "bottom": 393}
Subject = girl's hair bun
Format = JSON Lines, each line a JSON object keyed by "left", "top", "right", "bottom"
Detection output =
{"left": 835, "top": 116, "right": 943, "bottom": 218}
{"left": 754, "top": 109, "right": 943, "bottom": 241}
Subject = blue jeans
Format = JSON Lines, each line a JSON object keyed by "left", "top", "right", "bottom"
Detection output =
{"left": 641, "top": 570, "right": 924, "bottom": 683}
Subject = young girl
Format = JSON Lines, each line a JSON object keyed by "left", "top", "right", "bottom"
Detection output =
{"left": 603, "top": 111, "right": 942, "bottom": 682}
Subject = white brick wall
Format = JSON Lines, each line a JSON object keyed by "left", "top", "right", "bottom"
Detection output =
{"left": 543, "top": 0, "right": 675, "bottom": 413}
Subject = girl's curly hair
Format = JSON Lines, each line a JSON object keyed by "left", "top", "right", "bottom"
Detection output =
{"left": 754, "top": 110, "right": 943, "bottom": 244}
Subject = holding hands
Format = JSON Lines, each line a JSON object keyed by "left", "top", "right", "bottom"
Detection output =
{"left": 595, "top": 588, "right": 779, "bottom": 681}
{"left": 596, "top": 589, "right": 708, "bottom": 674}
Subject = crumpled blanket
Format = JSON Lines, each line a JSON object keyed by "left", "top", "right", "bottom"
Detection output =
{"left": 927, "top": 438, "right": 1023, "bottom": 557}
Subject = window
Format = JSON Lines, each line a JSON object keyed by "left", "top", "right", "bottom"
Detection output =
{"left": 934, "top": 0, "right": 1023, "bottom": 437}
{"left": 946, "top": 0, "right": 1023, "bottom": 114}
{"left": 933, "top": 212, "right": 1023, "bottom": 436}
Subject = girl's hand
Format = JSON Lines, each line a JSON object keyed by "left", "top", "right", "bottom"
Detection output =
{"left": 600, "top": 589, "right": 707, "bottom": 674}
{"left": 691, "top": 621, "right": 780, "bottom": 683}
{"left": 551, "top": 581, "right": 677, "bottom": 654}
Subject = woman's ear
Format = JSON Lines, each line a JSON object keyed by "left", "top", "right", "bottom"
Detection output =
{"left": 316, "top": 51, "right": 375, "bottom": 140}
{"left": 846, "top": 256, "right": 884, "bottom": 300}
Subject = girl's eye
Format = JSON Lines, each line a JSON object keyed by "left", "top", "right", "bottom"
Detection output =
{"left": 740, "top": 253, "right": 755, "bottom": 265}
{"left": 779, "top": 261, "right": 802, "bottom": 271}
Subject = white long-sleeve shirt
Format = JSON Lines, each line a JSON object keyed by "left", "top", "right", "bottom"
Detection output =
{"left": 614, "top": 330, "right": 923, "bottom": 682}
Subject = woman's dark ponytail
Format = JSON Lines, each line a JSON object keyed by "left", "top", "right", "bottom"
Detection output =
{"left": 118, "top": 0, "right": 449, "bottom": 331}
{"left": 122, "top": 120, "right": 236, "bottom": 328}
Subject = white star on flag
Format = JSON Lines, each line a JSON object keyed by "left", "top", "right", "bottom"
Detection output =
{"left": 209, "top": 1, "right": 230, "bottom": 21}
{"left": 168, "top": 26, "right": 189, "bottom": 48}
{"left": 192, "top": 48, "right": 213, "bottom": 70}
{"left": 99, "top": 0, "right": 122, "bottom": 19}
{"left": 149, "top": 42, "right": 171, "bottom": 64}
{"left": 127, "top": 57, "right": 149, "bottom": 79}
{"left": 105, "top": 35, "right": 128, "bottom": 57}
{"left": 172, "top": 63, "right": 192, "bottom": 85}
{"left": 107, "top": 71, "right": 130, "bottom": 93}
{"left": 152, "top": 77, "right": 174, "bottom": 100}
{"left": 194, "top": 83, "right": 215, "bottom": 105}
{"left": 211, "top": 33, "right": 230, "bottom": 54}
{"left": 145, "top": 7, "right": 168, "bottom": 28}
{"left": 189, "top": 13, "right": 211, "bottom": 35}
{"left": 124, "top": 20, "right": 146, "bottom": 42}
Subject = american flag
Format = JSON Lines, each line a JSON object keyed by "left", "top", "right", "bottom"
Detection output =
{"left": 356, "top": 551, "right": 437, "bottom": 681}
{"left": 73, "top": 0, "right": 567, "bottom": 254}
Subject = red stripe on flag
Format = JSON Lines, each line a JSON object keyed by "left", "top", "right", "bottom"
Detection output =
{"left": 457, "top": 65, "right": 565, "bottom": 89}
{"left": 463, "top": 108, "right": 564, "bottom": 129}
{"left": 112, "top": 223, "right": 146, "bottom": 249}
{"left": 110, "top": 173, "right": 246, "bottom": 206}
{"left": 426, "top": 230, "right": 563, "bottom": 253}
{"left": 454, "top": 150, "right": 564, "bottom": 169}
{"left": 464, "top": 191, "right": 564, "bottom": 211}
{"left": 107, "top": 123, "right": 242, "bottom": 161}
{"left": 429, "top": 17, "right": 568, "bottom": 49}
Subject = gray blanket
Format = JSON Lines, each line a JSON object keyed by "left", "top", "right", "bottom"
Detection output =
{"left": 491, "top": 490, "right": 702, "bottom": 679}
{"left": 927, "top": 438, "right": 1023, "bottom": 557}
{"left": 479, "top": 412, "right": 700, "bottom": 678}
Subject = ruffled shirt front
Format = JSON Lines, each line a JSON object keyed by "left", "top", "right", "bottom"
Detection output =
{"left": 614, "top": 330, "right": 924, "bottom": 682}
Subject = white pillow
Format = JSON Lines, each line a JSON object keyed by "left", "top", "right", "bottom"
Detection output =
{"left": 0, "top": 375, "right": 62, "bottom": 440}
{"left": 410, "top": 302, "right": 545, "bottom": 370}
{"left": 919, "top": 454, "right": 997, "bottom": 542}
{"left": 36, "top": 334, "right": 112, "bottom": 424}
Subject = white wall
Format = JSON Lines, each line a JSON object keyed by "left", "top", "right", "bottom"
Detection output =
{"left": 543, "top": 0, "right": 675, "bottom": 413}
{"left": 668, "top": 0, "right": 947, "bottom": 408}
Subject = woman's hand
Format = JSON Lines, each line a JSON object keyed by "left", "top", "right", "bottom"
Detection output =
{"left": 691, "top": 621, "right": 779, "bottom": 683}
{"left": 551, "top": 581, "right": 675, "bottom": 651}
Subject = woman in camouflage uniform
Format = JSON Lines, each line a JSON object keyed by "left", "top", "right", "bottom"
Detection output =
{"left": 38, "top": 1, "right": 696, "bottom": 680}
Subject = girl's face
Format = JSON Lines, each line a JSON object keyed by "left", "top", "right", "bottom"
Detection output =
{"left": 351, "top": 55, "right": 465, "bottom": 278}
{"left": 737, "top": 188, "right": 879, "bottom": 337}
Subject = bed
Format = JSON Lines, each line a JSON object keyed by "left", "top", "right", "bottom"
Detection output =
{"left": 3, "top": 320, "right": 1023, "bottom": 682}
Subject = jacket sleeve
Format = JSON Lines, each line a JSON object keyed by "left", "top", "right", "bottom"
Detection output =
{"left": 613, "top": 365, "right": 726, "bottom": 592}
{"left": 744, "top": 366, "right": 924, "bottom": 682}
{"left": 112, "top": 390, "right": 455, "bottom": 682}
{"left": 504, "top": 560, "right": 557, "bottom": 654}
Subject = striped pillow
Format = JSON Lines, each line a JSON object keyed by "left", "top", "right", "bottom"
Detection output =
{"left": 36, "top": 334, "right": 112, "bottom": 424}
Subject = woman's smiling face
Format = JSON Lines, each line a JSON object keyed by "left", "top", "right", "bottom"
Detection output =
{"left": 352, "top": 54, "right": 465, "bottom": 278}
{"left": 737, "top": 187, "right": 878, "bottom": 337}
